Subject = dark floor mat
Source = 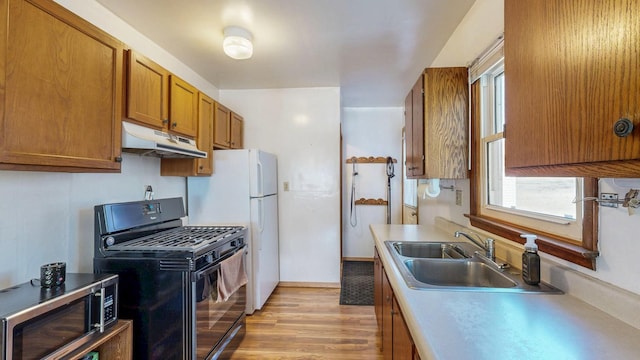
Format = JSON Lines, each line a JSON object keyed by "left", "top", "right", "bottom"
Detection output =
{"left": 339, "top": 261, "right": 374, "bottom": 306}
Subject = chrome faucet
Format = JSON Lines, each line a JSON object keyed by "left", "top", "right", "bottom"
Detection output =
{"left": 454, "top": 230, "right": 509, "bottom": 271}
{"left": 454, "top": 230, "right": 495, "bottom": 261}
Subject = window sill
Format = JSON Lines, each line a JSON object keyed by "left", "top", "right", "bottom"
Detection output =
{"left": 467, "top": 214, "right": 599, "bottom": 270}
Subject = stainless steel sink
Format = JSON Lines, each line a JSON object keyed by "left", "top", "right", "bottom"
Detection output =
{"left": 404, "top": 258, "right": 517, "bottom": 288}
{"left": 391, "top": 241, "right": 474, "bottom": 259}
{"left": 384, "top": 240, "right": 562, "bottom": 293}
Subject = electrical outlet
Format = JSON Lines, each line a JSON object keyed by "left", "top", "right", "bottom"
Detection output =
{"left": 283, "top": 181, "right": 290, "bottom": 192}
{"left": 455, "top": 190, "right": 462, "bottom": 206}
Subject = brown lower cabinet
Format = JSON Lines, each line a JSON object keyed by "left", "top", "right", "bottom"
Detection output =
{"left": 56, "top": 320, "right": 133, "bottom": 360}
{"left": 375, "top": 247, "right": 421, "bottom": 360}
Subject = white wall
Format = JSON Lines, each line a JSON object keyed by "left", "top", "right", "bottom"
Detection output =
{"left": 420, "top": 0, "right": 640, "bottom": 296}
{"left": 0, "top": 155, "right": 185, "bottom": 288}
{"left": 341, "top": 107, "right": 404, "bottom": 258}
{"left": 220, "top": 88, "right": 342, "bottom": 285}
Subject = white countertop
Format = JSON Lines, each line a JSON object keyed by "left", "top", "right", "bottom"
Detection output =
{"left": 370, "top": 224, "right": 640, "bottom": 360}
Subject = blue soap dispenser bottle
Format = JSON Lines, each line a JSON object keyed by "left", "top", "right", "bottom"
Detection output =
{"left": 521, "top": 234, "right": 540, "bottom": 285}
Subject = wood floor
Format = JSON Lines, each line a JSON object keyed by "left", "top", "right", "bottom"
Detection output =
{"left": 230, "top": 286, "right": 383, "bottom": 359}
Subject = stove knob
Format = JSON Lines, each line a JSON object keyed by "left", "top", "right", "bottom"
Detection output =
{"left": 105, "top": 236, "right": 115, "bottom": 247}
{"left": 206, "top": 254, "right": 214, "bottom": 264}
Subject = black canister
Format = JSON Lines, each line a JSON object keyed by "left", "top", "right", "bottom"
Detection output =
{"left": 40, "top": 262, "right": 66, "bottom": 288}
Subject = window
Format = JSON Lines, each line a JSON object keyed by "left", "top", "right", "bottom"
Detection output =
{"left": 468, "top": 39, "right": 598, "bottom": 269}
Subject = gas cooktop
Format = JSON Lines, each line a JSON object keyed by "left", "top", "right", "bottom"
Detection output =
{"left": 105, "top": 225, "right": 244, "bottom": 252}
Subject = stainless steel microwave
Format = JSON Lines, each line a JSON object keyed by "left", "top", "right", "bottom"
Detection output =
{"left": 0, "top": 273, "right": 118, "bottom": 360}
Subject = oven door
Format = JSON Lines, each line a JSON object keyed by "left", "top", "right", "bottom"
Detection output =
{"left": 193, "top": 250, "right": 247, "bottom": 360}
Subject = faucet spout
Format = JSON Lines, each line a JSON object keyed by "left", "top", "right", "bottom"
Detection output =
{"left": 454, "top": 230, "right": 495, "bottom": 261}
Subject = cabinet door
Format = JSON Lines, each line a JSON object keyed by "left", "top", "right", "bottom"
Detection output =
{"left": 373, "top": 248, "right": 383, "bottom": 330}
{"left": 382, "top": 271, "right": 393, "bottom": 360}
{"left": 0, "top": 0, "right": 123, "bottom": 172}
{"left": 423, "top": 67, "right": 468, "bottom": 179}
{"left": 214, "top": 102, "right": 231, "bottom": 148}
{"left": 392, "top": 297, "right": 414, "bottom": 360}
{"left": 504, "top": 0, "right": 640, "bottom": 177}
{"left": 126, "top": 50, "right": 169, "bottom": 129}
{"left": 169, "top": 75, "right": 198, "bottom": 137}
{"left": 160, "top": 92, "right": 214, "bottom": 176}
{"left": 410, "top": 76, "right": 425, "bottom": 177}
{"left": 230, "top": 112, "right": 243, "bottom": 149}
{"left": 196, "top": 93, "right": 214, "bottom": 175}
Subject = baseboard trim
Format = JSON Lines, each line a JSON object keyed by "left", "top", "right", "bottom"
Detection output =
{"left": 278, "top": 281, "right": 341, "bottom": 289}
{"left": 343, "top": 257, "right": 373, "bottom": 262}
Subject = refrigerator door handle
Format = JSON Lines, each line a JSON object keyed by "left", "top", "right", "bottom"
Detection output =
{"left": 258, "top": 198, "right": 265, "bottom": 249}
{"left": 257, "top": 159, "right": 264, "bottom": 197}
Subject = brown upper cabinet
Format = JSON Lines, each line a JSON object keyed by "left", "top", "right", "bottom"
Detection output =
{"left": 161, "top": 92, "right": 215, "bottom": 176}
{"left": 0, "top": 0, "right": 124, "bottom": 172}
{"left": 405, "top": 76, "right": 425, "bottom": 177}
{"left": 230, "top": 112, "right": 244, "bottom": 149}
{"left": 214, "top": 102, "right": 244, "bottom": 149}
{"left": 504, "top": 0, "right": 640, "bottom": 177}
{"left": 126, "top": 50, "right": 198, "bottom": 138}
{"left": 404, "top": 67, "right": 468, "bottom": 179}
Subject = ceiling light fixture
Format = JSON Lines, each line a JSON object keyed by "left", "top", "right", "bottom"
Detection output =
{"left": 223, "top": 26, "right": 253, "bottom": 60}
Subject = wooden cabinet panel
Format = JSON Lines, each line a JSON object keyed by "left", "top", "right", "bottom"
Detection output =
{"left": 126, "top": 51, "right": 199, "bottom": 138}
{"left": 161, "top": 92, "right": 214, "bottom": 176}
{"left": 126, "top": 50, "right": 169, "bottom": 129}
{"left": 392, "top": 297, "right": 414, "bottom": 360}
{"left": 213, "top": 102, "right": 244, "bottom": 149}
{"left": 196, "top": 93, "right": 215, "bottom": 174}
{"left": 62, "top": 320, "right": 133, "bottom": 360}
{"left": 405, "top": 76, "right": 425, "bottom": 177}
{"left": 374, "top": 247, "right": 383, "bottom": 330}
{"left": 404, "top": 68, "right": 468, "bottom": 179}
{"left": 423, "top": 67, "right": 468, "bottom": 179}
{"left": 377, "top": 256, "right": 422, "bottom": 360}
{"left": 169, "top": 75, "right": 198, "bottom": 137}
{"left": 504, "top": 0, "right": 640, "bottom": 177}
{"left": 382, "top": 271, "right": 393, "bottom": 360}
{"left": 230, "top": 112, "right": 244, "bottom": 149}
{"left": 0, "top": 0, "right": 123, "bottom": 172}
{"left": 214, "top": 102, "right": 231, "bottom": 148}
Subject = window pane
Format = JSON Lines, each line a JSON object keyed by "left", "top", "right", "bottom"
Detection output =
{"left": 487, "top": 139, "right": 577, "bottom": 220}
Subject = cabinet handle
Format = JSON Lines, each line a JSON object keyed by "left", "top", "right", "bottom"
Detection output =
{"left": 613, "top": 118, "right": 634, "bottom": 137}
{"left": 115, "top": 156, "right": 122, "bottom": 163}
{"left": 172, "top": 122, "right": 177, "bottom": 128}
{"left": 162, "top": 119, "right": 169, "bottom": 125}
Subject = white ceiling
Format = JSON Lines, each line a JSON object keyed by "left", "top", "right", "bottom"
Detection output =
{"left": 96, "top": 0, "right": 475, "bottom": 107}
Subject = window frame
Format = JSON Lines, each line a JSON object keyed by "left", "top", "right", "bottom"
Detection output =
{"left": 468, "top": 76, "right": 599, "bottom": 270}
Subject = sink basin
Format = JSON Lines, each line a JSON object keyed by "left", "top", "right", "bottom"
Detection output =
{"left": 384, "top": 240, "right": 562, "bottom": 293}
{"left": 389, "top": 241, "right": 475, "bottom": 259}
{"left": 404, "top": 258, "right": 517, "bottom": 288}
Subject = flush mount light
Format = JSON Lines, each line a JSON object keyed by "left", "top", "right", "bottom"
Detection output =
{"left": 223, "top": 26, "right": 253, "bottom": 60}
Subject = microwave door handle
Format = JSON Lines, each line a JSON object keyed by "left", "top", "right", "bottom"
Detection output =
{"left": 95, "top": 288, "right": 106, "bottom": 333}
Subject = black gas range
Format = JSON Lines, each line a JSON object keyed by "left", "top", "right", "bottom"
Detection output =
{"left": 93, "top": 197, "right": 247, "bottom": 360}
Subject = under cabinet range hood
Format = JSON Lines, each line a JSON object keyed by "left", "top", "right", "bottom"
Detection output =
{"left": 122, "top": 121, "right": 207, "bottom": 159}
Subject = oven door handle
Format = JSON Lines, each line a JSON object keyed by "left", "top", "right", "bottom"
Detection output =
{"left": 193, "top": 262, "right": 221, "bottom": 281}
{"left": 193, "top": 245, "right": 246, "bottom": 281}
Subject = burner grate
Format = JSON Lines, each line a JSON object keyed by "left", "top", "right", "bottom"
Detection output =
{"left": 108, "top": 226, "right": 243, "bottom": 252}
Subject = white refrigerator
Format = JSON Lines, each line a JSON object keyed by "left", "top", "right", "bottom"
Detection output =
{"left": 187, "top": 149, "right": 279, "bottom": 314}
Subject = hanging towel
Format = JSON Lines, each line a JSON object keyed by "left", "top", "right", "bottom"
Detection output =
{"left": 216, "top": 249, "right": 248, "bottom": 303}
